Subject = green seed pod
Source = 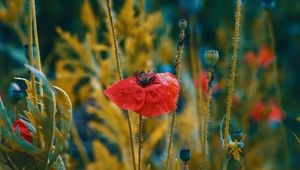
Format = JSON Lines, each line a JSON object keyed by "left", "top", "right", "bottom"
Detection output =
{"left": 204, "top": 50, "right": 219, "bottom": 68}
{"left": 179, "top": 148, "right": 191, "bottom": 163}
{"left": 178, "top": 19, "right": 187, "bottom": 30}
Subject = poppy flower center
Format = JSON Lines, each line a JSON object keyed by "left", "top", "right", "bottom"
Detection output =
{"left": 135, "top": 72, "right": 156, "bottom": 87}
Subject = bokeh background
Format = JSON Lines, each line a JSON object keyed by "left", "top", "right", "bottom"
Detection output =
{"left": 0, "top": 0, "right": 300, "bottom": 169}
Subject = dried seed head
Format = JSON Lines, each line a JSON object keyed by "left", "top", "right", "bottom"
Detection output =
{"left": 178, "top": 19, "right": 187, "bottom": 30}
{"left": 204, "top": 50, "right": 219, "bottom": 68}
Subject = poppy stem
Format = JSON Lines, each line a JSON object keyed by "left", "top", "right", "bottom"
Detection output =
{"left": 266, "top": 11, "right": 281, "bottom": 106}
{"left": 126, "top": 112, "right": 137, "bottom": 170}
{"left": 104, "top": 1, "right": 136, "bottom": 170}
{"left": 166, "top": 19, "right": 186, "bottom": 170}
{"left": 138, "top": 115, "right": 143, "bottom": 170}
{"left": 203, "top": 70, "right": 213, "bottom": 167}
{"left": 223, "top": 0, "right": 241, "bottom": 170}
{"left": 104, "top": 0, "right": 123, "bottom": 80}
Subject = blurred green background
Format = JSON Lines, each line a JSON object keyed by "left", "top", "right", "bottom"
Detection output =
{"left": 0, "top": 0, "right": 300, "bottom": 169}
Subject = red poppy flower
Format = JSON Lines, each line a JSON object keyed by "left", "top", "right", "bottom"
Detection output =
{"left": 13, "top": 119, "right": 33, "bottom": 143}
{"left": 244, "top": 51, "right": 257, "bottom": 66}
{"left": 267, "top": 103, "right": 283, "bottom": 122}
{"left": 250, "top": 102, "right": 266, "bottom": 121}
{"left": 258, "top": 46, "right": 274, "bottom": 68}
{"left": 193, "top": 71, "right": 220, "bottom": 95}
{"left": 232, "top": 95, "right": 239, "bottom": 106}
{"left": 104, "top": 72, "right": 180, "bottom": 118}
{"left": 244, "top": 46, "right": 274, "bottom": 68}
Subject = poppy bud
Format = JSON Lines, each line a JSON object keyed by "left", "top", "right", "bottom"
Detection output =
{"left": 8, "top": 83, "right": 23, "bottom": 104}
{"left": 178, "top": 19, "right": 187, "bottom": 30}
{"left": 261, "top": 0, "right": 276, "bottom": 10}
{"left": 204, "top": 50, "right": 219, "bottom": 68}
{"left": 13, "top": 119, "right": 33, "bottom": 143}
{"left": 179, "top": 148, "right": 191, "bottom": 163}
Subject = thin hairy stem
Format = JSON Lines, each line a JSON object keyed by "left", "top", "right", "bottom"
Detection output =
{"left": 203, "top": 70, "right": 213, "bottom": 167}
{"left": 138, "top": 115, "right": 143, "bottom": 170}
{"left": 104, "top": 1, "right": 136, "bottom": 170}
{"left": 266, "top": 12, "right": 281, "bottom": 106}
{"left": 166, "top": 112, "right": 176, "bottom": 170}
{"left": 105, "top": 0, "right": 122, "bottom": 80}
{"left": 126, "top": 112, "right": 136, "bottom": 170}
{"left": 28, "top": 0, "right": 38, "bottom": 107}
{"left": 166, "top": 26, "right": 186, "bottom": 170}
{"left": 223, "top": 0, "right": 241, "bottom": 169}
{"left": 189, "top": 19, "right": 204, "bottom": 151}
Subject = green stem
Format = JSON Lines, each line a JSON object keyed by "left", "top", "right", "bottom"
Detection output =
{"left": 223, "top": 0, "right": 241, "bottom": 169}
{"left": 104, "top": 1, "right": 136, "bottom": 170}
{"left": 266, "top": 11, "right": 281, "bottom": 106}
{"left": 165, "top": 27, "right": 185, "bottom": 170}
{"left": 105, "top": 0, "right": 122, "bottom": 80}
{"left": 203, "top": 70, "right": 213, "bottom": 167}
{"left": 138, "top": 115, "right": 143, "bottom": 170}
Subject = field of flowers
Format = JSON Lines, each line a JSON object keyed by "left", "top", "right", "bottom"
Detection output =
{"left": 0, "top": 0, "right": 299, "bottom": 169}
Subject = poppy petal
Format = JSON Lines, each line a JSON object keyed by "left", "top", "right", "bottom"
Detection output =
{"left": 157, "top": 73, "right": 180, "bottom": 106}
{"left": 104, "top": 78, "right": 146, "bottom": 111}
{"left": 134, "top": 84, "right": 172, "bottom": 117}
{"left": 135, "top": 73, "right": 180, "bottom": 117}
{"left": 268, "top": 103, "right": 283, "bottom": 122}
{"left": 250, "top": 102, "right": 266, "bottom": 121}
{"left": 13, "top": 119, "right": 33, "bottom": 143}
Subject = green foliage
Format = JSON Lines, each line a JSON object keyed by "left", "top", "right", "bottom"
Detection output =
{"left": 0, "top": 66, "right": 72, "bottom": 170}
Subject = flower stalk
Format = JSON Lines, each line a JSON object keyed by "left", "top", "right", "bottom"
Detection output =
{"left": 223, "top": 0, "right": 241, "bottom": 169}
{"left": 104, "top": 1, "right": 136, "bottom": 170}
{"left": 166, "top": 19, "right": 187, "bottom": 170}
{"left": 266, "top": 11, "right": 281, "bottom": 106}
{"left": 138, "top": 115, "right": 143, "bottom": 170}
{"left": 203, "top": 70, "right": 213, "bottom": 165}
